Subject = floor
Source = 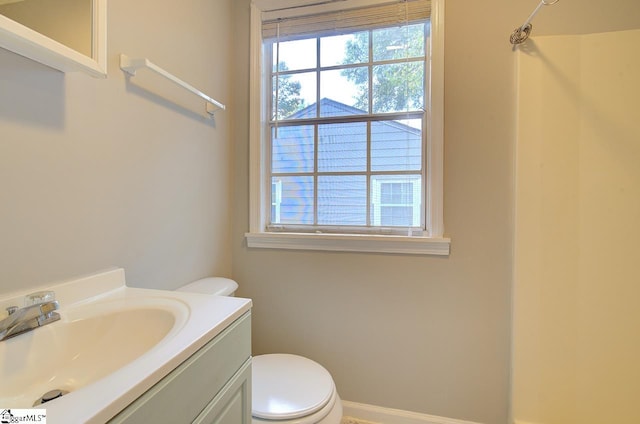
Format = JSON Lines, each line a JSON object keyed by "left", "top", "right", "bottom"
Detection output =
{"left": 341, "top": 417, "right": 379, "bottom": 424}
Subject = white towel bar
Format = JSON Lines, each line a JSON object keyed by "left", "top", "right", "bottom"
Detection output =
{"left": 119, "top": 54, "right": 225, "bottom": 117}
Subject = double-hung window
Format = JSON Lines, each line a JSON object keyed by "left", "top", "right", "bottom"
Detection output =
{"left": 247, "top": 0, "right": 448, "bottom": 255}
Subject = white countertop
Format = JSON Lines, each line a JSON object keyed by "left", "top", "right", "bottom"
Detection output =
{"left": 0, "top": 268, "right": 252, "bottom": 424}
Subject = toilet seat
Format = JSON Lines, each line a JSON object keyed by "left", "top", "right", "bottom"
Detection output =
{"left": 252, "top": 354, "right": 335, "bottom": 421}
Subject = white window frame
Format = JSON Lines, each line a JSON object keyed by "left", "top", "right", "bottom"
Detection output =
{"left": 246, "top": 0, "right": 449, "bottom": 255}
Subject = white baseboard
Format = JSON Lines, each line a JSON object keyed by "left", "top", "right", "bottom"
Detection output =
{"left": 342, "top": 401, "right": 484, "bottom": 424}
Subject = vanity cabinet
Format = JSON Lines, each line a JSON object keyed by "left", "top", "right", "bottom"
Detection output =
{"left": 109, "top": 312, "right": 252, "bottom": 424}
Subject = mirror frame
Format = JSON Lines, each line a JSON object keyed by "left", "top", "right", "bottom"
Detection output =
{"left": 0, "top": 0, "right": 106, "bottom": 78}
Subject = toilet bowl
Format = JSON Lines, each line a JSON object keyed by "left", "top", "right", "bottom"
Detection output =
{"left": 176, "top": 278, "right": 343, "bottom": 424}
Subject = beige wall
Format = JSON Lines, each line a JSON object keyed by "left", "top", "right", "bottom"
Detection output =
{"left": 0, "top": 0, "right": 234, "bottom": 293}
{"left": 513, "top": 29, "right": 640, "bottom": 424}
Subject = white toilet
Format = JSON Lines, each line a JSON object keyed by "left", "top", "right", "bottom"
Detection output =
{"left": 177, "top": 278, "right": 343, "bottom": 424}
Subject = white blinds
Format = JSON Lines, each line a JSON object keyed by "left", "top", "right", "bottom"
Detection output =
{"left": 262, "top": 0, "right": 431, "bottom": 41}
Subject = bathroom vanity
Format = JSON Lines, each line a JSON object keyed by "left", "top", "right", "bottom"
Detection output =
{"left": 0, "top": 269, "right": 252, "bottom": 424}
{"left": 108, "top": 312, "right": 251, "bottom": 423}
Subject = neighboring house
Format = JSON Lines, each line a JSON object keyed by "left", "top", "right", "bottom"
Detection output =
{"left": 271, "top": 98, "right": 422, "bottom": 228}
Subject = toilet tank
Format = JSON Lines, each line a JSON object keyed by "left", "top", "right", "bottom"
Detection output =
{"left": 176, "top": 277, "right": 238, "bottom": 297}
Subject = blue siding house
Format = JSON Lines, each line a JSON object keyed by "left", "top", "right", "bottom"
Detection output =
{"left": 271, "top": 99, "right": 423, "bottom": 228}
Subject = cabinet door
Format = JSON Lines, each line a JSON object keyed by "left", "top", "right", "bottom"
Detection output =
{"left": 194, "top": 359, "right": 252, "bottom": 424}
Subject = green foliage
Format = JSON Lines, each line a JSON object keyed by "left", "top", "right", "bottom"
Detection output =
{"left": 341, "top": 24, "right": 426, "bottom": 113}
{"left": 271, "top": 23, "right": 426, "bottom": 119}
{"left": 273, "top": 62, "right": 306, "bottom": 120}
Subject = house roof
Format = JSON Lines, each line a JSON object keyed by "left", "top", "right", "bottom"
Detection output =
{"left": 285, "top": 98, "right": 421, "bottom": 135}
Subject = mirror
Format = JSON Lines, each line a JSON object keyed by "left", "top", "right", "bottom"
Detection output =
{"left": 0, "top": 0, "right": 106, "bottom": 77}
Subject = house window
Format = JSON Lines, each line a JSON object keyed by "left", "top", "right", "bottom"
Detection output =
{"left": 247, "top": 0, "right": 449, "bottom": 255}
{"left": 271, "top": 179, "right": 282, "bottom": 223}
{"left": 372, "top": 176, "right": 422, "bottom": 227}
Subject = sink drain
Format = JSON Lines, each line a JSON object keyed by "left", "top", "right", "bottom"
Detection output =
{"left": 33, "top": 389, "right": 69, "bottom": 406}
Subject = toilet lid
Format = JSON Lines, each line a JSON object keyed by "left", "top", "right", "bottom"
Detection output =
{"left": 252, "top": 354, "right": 335, "bottom": 420}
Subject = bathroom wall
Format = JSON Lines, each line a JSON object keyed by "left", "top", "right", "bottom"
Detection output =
{"left": 0, "top": 0, "right": 234, "bottom": 293}
{"left": 231, "top": 1, "right": 516, "bottom": 423}
{"left": 513, "top": 29, "right": 640, "bottom": 424}
{"left": 231, "top": 1, "right": 640, "bottom": 424}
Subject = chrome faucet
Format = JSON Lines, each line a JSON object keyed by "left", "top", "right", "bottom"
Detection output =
{"left": 0, "top": 293, "right": 60, "bottom": 341}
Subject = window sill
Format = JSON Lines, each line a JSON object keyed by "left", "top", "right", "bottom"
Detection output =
{"left": 244, "top": 232, "right": 450, "bottom": 255}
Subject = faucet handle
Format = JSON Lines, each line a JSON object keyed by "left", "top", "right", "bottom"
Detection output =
{"left": 24, "top": 291, "right": 56, "bottom": 306}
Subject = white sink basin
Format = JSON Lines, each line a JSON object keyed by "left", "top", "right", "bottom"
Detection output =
{"left": 0, "top": 297, "right": 187, "bottom": 408}
{"left": 0, "top": 268, "right": 252, "bottom": 424}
